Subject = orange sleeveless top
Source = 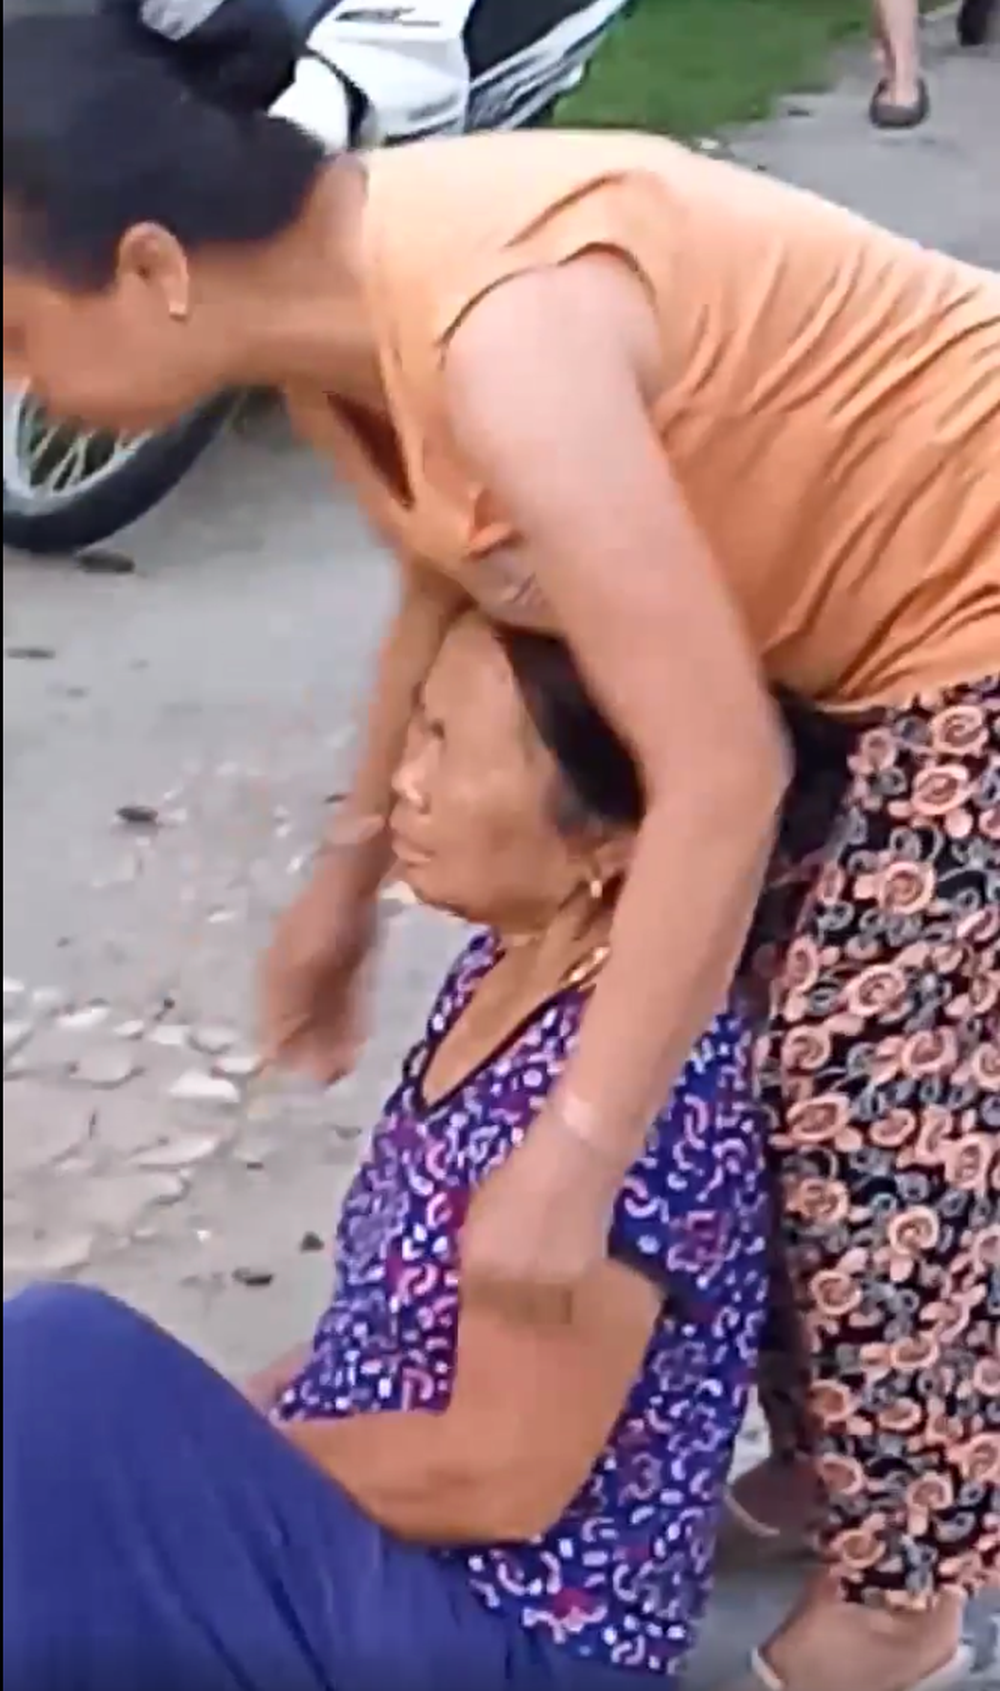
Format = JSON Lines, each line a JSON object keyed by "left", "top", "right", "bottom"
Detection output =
{"left": 287, "top": 130, "right": 1000, "bottom": 711}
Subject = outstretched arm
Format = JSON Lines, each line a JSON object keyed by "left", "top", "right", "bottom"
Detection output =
{"left": 262, "top": 556, "right": 467, "bottom": 1078}
{"left": 317, "top": 555, "right": 469, "bottom": 903}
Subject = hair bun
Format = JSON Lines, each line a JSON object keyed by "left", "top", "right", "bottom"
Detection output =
{"left": 99, "top": 0, "right": 300, "bottom": 114}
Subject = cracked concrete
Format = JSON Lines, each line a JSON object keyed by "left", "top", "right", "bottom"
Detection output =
{"left": 3, "top": 10, "right": 997, "bottom": 1682}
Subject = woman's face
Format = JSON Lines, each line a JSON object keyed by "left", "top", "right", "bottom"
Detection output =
{"left": 391, "top": 619, "right": 608, "bottom": 930}
{"left": 3, "top": 222, "right": 230, "bottom": 433}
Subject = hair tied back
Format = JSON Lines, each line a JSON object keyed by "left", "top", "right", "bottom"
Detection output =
{"left": 99, "top": 0, "right": 301, "bottom": 114}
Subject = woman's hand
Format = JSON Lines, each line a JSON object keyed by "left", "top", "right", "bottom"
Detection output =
{"left": 262, "top": 558, "right": 466, "bottom": 1083}
{"left": 461, "top": 1106, "right": 622, "bottom": 1325}
{"left": 261, "top": 858, "right": 377, "bottom": 1083}
{"left": 241, "top": 1342, "right": 310, "bottom": 1416}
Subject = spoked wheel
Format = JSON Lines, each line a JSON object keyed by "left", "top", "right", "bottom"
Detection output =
{"left": 3, "top": 387, "right": 234, "bottom": 556}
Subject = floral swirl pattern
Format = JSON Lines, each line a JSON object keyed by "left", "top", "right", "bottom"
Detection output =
{"left": 752, "top": 674, "right": 1000, "bottom": 1608}
{"left": 278, "top": 936, "right": 768, "bottom": 1677}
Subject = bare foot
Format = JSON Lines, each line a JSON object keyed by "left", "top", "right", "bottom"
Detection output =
{"left": 869, "top": 0, "right": 924, "bottom": 117}
{"left": 761, "top": 1573, "right": 966, "bottom": 1691}
{"left": 882, "top": 70, "right": 922, "bottom": 106}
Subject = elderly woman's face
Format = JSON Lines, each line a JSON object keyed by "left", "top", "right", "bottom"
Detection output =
{"left": 390, "top": 619, "right": 593, "bottom": 929}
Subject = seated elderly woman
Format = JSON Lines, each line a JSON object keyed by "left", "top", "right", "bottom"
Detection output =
{"left": 4, "top": 616, "right": 767, "bottom": 1691}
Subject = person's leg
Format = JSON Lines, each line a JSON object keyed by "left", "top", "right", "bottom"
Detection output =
{"left": 3, "top": 1283, "right": 640, "bottom": 1691}
{"left": 721, "top": 1237, "right": 819, "bottom": 1554}
{"left": 747, "top": 677, "right": 999, "bottom": 1690}
{"left": 957, "top": 0, "right": 996, "bottom": 47}
{"left": 728, "top": 699, "right": 852, "bottom": 1548}
{"left": 870, "top": 0, "right": 927, "bottom": 125}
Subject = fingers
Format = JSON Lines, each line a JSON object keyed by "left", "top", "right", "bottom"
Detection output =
{"left": 260, "top": 961, "right": 367, "bottom": 1083}
{"left": 260, "top": 985, "right": 363, "bottom": 1082}
{"left": 240, "top": 1375, "right": 280, "bottom": 1415}
{"left": 307, "top": 1044, "right": 357, "bottom": 1086}
{"left": 264, "top": 1033, "right": 357, "bottom": 1086}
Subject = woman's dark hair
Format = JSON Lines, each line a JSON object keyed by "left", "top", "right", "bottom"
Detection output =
{"left": 498, "top": 630, "right": 645, "bottom": 832}
{"left": 499, "top": 633, "right": 857, "bottom": 843}
{"left": 3, "top": 9, "right": 327, "bottom": 289}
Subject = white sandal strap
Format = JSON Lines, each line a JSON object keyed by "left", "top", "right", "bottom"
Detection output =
{"left": 748, "top": 1649, "right": 786, "bottom": 1690}
{"left": 913, "top": 1644, "right": 975, "bottom": 1690}
{"left": 732, "top": 1642, "right": 975, "bottom": 1691}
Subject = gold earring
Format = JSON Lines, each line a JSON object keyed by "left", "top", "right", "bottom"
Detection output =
{"left": 588, "top": 872, "right": 604, "bottom": 903}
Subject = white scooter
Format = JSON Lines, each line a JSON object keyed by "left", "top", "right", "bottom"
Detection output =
{"left": 2, "top": 0, "right": 629, "bottom": 555}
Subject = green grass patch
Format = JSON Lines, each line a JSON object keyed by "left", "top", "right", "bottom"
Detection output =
{"left": 558, "top": 0, "right": 876, "bottom": 136}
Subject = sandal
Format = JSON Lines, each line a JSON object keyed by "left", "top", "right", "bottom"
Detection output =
{"left": 719, "top": 1641, "right": 975, "bottom": 1691}
{"left": 869, "top": 77, "right": 930, "bottom": 129}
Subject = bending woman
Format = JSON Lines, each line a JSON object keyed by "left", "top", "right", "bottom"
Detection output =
{"left": 3, "top": 14, "right": 998, "bottom": 1691}
{"left": 4, "top": 618, "right": 767, "bottom": 1691}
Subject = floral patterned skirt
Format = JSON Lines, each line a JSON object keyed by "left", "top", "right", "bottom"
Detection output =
{"left": 748, "top": 673, "right": 999, "bottom": 1609}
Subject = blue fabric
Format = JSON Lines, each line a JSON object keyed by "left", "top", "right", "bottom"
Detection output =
{"left": 280, "top": 935, "right": 766, "bottom": 1676}
{"left": 3, "top": 1283, "right": 653, "bottom": 1691}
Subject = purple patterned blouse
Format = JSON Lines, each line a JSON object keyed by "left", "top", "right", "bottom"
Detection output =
{"left": 278, "top": 933, "right": 768, "bottom": 1680}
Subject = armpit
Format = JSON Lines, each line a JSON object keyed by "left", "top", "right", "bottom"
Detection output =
{"left": 462, "top": 543, "right": 559, "bottom": 631}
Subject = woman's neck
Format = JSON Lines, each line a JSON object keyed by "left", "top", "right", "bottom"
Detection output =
{"left": 495, "top": 895, "right": 614, "bottom": 999}
{"left": 421, "top": 896, "right": 613, "bottom": 1108}
{"left": 219, "top": 158, "right": 387, "bottom": 409}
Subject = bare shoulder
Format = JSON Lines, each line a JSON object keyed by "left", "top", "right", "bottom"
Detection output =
{"left": 445, "top": 254, "right": 662, "bottom": 409}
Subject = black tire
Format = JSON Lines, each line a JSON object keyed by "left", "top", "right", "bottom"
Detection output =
{"left": 3, "top": 394, "right": 235, "bottom": 556}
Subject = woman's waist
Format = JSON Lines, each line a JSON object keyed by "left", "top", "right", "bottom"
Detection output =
{"left": 787, "top": 641, "right": 1000, "bottom": 719}
{"left": 452, "top": 1395, "right": 745, "bottom": 1676}
{"left": 761, "top": 566, "right": 1000, "bottom": 714}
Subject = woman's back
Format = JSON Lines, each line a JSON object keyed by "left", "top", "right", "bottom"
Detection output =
{"left": 354, "top": 129, "right": 1000, "bottom": 710}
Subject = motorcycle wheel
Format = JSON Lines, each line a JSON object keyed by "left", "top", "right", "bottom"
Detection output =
{"left": 2, "top": 389, "right": 235, "bottom": 557}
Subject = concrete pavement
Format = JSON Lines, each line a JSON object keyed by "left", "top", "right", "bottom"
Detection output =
{"left": 733, "top": 8, "right": 999, "bottom": 266}
{"left": 3, "top": 9, "right": 998, "bottom": 1683}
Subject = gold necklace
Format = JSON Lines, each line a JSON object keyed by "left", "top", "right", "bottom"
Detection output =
{"left": 499, "top": 922, "right": 611, "bottom": 995}
{"left": 560, "top": 941, "right": 611, "bottom": 992}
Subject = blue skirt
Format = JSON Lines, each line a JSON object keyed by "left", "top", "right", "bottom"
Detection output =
{"left": 4, "top": 1284, "right": 652, "bottom": 1691}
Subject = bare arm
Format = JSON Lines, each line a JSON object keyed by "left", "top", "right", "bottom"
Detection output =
{"left": 320, "top": 556, "right": 468, "bottom": 902}
{"left": 284, "top": 1257, "right": 660, "bottom": 1543}
{"left": 242, "top": 1341, "right": 312, "bottom": 1414}
{"left": 446, "top": 260, "right": 789, "bottom": 1168}
{"left": 262, "top": 555, "right": 467, "bottom": 1076}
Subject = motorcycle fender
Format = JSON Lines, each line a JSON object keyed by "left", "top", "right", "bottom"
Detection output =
{"left": 305, "top": 26, "right": 469, "bottom": 140}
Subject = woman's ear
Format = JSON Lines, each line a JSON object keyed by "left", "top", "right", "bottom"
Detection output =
{"left": 116, "top": 222, "right": 191, "bottom": 322}
{"left": 589, "top": 830, "right": 635, "bottom": 893}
